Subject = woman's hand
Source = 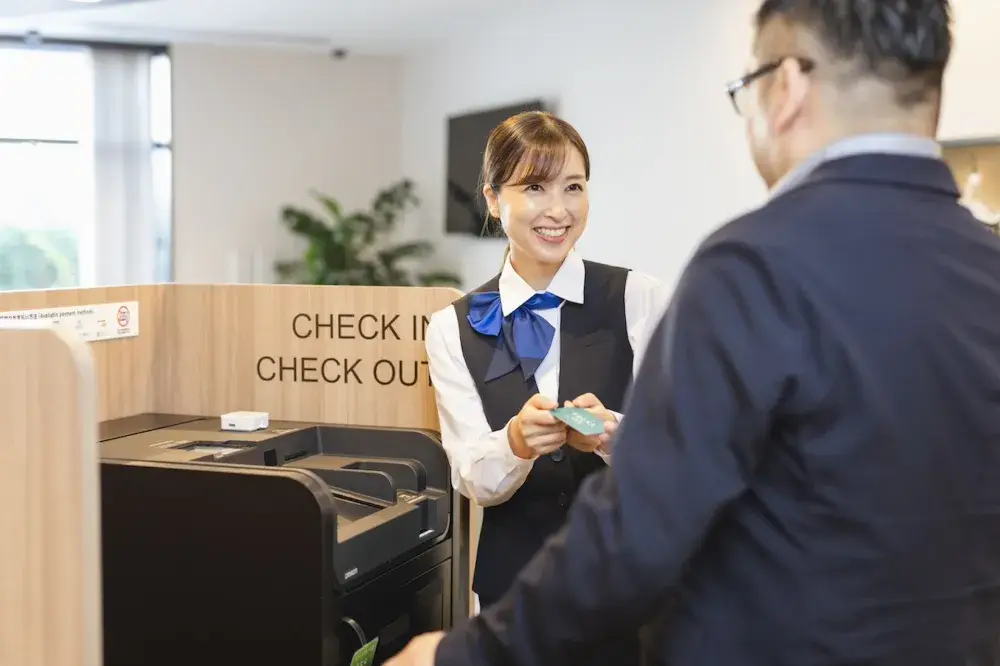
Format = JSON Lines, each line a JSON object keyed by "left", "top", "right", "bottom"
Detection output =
{"left": 564, "top": 392, "right": 617, "bottom": 453}
{"left": 509, "top": 393, "right": 567, "bottom": 459}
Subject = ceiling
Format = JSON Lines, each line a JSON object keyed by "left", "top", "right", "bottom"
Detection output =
{"left": 0, "top": 0, "right": 535, "bottom": 54}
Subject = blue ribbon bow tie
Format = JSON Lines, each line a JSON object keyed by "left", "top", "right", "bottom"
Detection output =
{"left": 467, "top": 291, "right": 564, "bottom": 382}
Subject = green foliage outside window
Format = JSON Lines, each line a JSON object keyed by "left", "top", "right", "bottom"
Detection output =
{"left": 0, "top": 227, "right": 78, "bottom": 291}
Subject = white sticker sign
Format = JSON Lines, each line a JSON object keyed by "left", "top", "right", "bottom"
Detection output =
{"left": 0, "top": 301, "right": 139, "bottom": 342}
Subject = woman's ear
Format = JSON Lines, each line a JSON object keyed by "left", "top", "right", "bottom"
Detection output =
{"left": 482, "top": 183, "right": 501, "bottom": 220}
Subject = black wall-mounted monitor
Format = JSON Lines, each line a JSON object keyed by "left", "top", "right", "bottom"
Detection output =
{"left": 445, "top": 99, "right": 547, "bottom": 236}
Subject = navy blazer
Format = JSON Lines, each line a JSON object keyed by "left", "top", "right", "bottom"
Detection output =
{"left": 434, "top": 153, "right": 1000, "bottom": 666}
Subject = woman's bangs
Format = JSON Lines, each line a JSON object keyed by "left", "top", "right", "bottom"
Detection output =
{"left": 507, "top": 140, "right": 569, "bottom": 186}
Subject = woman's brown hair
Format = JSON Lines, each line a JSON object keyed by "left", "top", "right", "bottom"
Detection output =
{"left": 480, "top": 111, "right": 590, "bottom": 264}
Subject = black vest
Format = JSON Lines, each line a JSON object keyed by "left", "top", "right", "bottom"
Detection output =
{"left": 454, "top": 260, "right": 634, "bottom": 604}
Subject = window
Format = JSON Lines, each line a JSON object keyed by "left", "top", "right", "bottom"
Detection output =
{"left": 0, "top": 42, "right": 173, "bottom": 292}
{"left": 0, "top": 46, "right": 93, "bottom": 291}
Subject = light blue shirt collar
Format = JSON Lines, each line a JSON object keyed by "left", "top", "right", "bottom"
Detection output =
{"left": 770, "top": 133, "right": 942, "bottom": 198}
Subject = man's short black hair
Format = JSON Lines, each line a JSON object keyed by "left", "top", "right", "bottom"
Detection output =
{"left": 755, "top": 0, "right": 952, "bottom": 106}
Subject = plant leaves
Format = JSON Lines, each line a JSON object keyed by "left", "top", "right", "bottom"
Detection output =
{"left": 275, "top": 178, "right": 454, "bottom": 287}
{"left": 312, "top": 192, "right": 343, "bottom": 223}
{"left": 371, "top": 179, "right": 418, "bottom": 232}
{"left": 343, "top": 213, "right": 378, "bottom": 246}
{"left": 281, "top": 207, "right": 334, "bottom": 239}
{"left": 378, "top": 241, "right": 433, "bottom": 269}
{"left": 417, "top": 270, "right": 463, "bottom": 287}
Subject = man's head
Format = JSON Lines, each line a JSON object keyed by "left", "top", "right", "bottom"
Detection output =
{"left": 732, "top": 0, "right": 952, "bottom": 188}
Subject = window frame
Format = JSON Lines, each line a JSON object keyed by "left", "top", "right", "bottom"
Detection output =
{"left": 149, "top": 49, "right": 174, "bottom": 282}
{"left": 0, "top": 35, "right": 174, "bottom": 289}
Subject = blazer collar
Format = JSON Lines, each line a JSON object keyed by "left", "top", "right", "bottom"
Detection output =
{"left": 771, "top": 133, "right": 945, "bottom": 198}
{"left": 799, "top": 153, "right": 960, "bottom": 199}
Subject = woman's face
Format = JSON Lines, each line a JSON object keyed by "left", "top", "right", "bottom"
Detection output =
{"left": 485, "top": 146, "right": 589, "bottom": 267}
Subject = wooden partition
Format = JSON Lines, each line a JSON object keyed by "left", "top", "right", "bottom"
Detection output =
{"left": 0, "top": 285, "right": 165, "bottom": 421}
{"left": 0, "top": 283, "right": 459, "bottom": 427}
{"left": 0, "top": 283, "right": 484, "bottom": 620}
{"left": 0, "top": 326, "right": 102, "bottom": 666}
{"left": 155, "top": 284, "right": 457, "bottom": 425}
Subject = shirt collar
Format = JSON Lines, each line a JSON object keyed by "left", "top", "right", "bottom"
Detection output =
{"left": 770, "top": 133, "right": 942, "bottom": 199}
{"left": 498, "top": 249, "right": 585, "bottom": 316}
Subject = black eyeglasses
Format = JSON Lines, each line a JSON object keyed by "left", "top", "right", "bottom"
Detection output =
{"left": 725, "top": 57, "right": 815, "bottom": 114}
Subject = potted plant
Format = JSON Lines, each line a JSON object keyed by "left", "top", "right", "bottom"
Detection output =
{"left": 275, "top": 179, "right": 461, "bottom": 287}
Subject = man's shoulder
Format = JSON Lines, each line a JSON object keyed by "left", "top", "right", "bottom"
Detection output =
{"left": 700, "top": 202, "right": 784, "bottom": 254}
{"left": 687, "top": 193, "right": 828, "bottom": 292}
{"left": 699, "top": 184, "right": 838, "bottom": 258}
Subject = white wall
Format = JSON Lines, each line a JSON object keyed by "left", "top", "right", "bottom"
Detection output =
{"left": 401, "top": 0, "right": 1000, "bottom": 292}
{"left": 170, "top": 44, "right": 403, "bottom": 283}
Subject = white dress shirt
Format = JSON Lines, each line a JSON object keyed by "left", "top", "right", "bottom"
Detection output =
{"left": 425, "top": 250, "right": 669, "bottom": 508}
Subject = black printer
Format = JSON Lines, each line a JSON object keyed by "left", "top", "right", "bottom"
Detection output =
{"left": 98, "top": 414, "right": 454, "bottom": 666}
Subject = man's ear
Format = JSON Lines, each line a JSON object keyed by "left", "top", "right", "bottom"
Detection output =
{"left": 482, "top": 183, "right": 500, "bottom": 219}
{"left": 772, "top": 58, "right": 810, "bottom": 132}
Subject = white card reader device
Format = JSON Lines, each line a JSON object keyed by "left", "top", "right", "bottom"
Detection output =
{"left": 221, "top": 411, "right": 270, "bottom": 432}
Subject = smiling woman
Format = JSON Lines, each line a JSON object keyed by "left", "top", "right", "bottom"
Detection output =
{"left": 421, "top": 110, "right": 668, "bottom": 665}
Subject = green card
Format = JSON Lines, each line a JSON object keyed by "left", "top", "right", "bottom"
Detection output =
{"left": 350, "top": 637, "right": 379, "bottom": 666}
{"left": 551, "top": 407, "right": 606, "bottom": 436}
